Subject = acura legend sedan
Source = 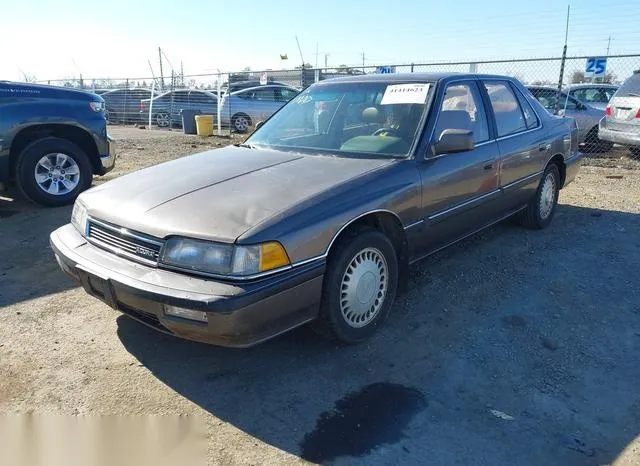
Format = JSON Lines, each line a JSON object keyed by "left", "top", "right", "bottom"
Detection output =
{"left": 51, "top": 73, "right": 582, "bottom": 347}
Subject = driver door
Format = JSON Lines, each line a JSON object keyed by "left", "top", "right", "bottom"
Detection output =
{"left": 416, "top": 80, "right": 502, "bottom": 254}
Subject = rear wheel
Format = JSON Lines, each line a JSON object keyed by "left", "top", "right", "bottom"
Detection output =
{"left": 231, "top": 113, "right": 251, "bottom": 133}
{"left": 312, "top": 226, "right": 398, "bottom": 344}
{"left": 15, "top": 137, "right": 92, "bottom": 206}
{"left": 156, "top": 112, "right": 171, "bottom": 127}
{"left": 518, "top": 163, "right": 560, "bottom": 229}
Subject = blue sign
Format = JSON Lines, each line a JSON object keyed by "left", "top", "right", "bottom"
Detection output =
{"left": 585, "top": 57, "right": 607, "bottom": 78}
{"left": 375, "top": 66, "right": 396, "bottom": 74}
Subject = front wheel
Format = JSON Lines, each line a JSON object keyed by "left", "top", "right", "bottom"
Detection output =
{"left": 15, "top": 137, "right": 92, "bottom": 206}
{"left": 312, "top": 227, "right": 398, "bottom": 344}
{"left": 518, "top": 163, "right": 560, "bottom": 229}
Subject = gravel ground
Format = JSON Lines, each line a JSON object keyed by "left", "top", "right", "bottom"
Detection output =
{"left": 1, "top": 126, "right": 639, "bottom": 465}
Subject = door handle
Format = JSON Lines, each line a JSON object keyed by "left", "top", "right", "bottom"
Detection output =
{"left": 483, "top": 162, "right": 493, "bottom": 170}
{"left": 539, "top": 143, "right": 551, "bottom": 152}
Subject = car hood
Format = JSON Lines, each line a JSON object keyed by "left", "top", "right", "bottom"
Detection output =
{"left": 81, "top": 146, "right": 392, "bottom": 243}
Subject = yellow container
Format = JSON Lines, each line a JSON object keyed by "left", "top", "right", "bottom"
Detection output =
{"left": 195, "top": 114, "right": 214, "bottom": 137}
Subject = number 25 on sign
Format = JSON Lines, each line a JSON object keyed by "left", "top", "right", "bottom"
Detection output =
{"left": 585, "top": 57, "right": 607, "bottom": 78}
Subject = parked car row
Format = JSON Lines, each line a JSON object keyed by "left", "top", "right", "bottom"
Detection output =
{"left": 140, "top": 84, "right": 301, "bottom": 132}
{"left": 522, "top": 72, "right": 640, "bottom": 156}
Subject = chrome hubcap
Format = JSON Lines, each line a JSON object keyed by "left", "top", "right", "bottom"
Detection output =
{"left": 235, "top": 117, "right": 249, "bottom": 131}
{"left": 35, "top": 153, "right": 80, "bottom": 195}
{"left": 157, "top": 113, "right": 170, "bottom": 126}
{"left": 539, "top": 173, "right": 556, "bottom": 219}
{"left": 340, "top": 248, "right": 388, "bottom": 328}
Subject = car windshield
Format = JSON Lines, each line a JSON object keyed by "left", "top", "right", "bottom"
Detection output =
{"left": 616, "top": 74, "right": 640, "bottom": 97}
{"left": 245, "top": 81, "right": 432, "bottom": 158}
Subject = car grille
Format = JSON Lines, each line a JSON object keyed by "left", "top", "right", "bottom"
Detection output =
{"left": 87, "top": 219, "right": 163, "bottom": 265}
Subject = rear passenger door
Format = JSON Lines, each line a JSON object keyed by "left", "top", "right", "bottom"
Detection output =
{"left": 417, "top": 80, "right": 502, "bottom": 253}
{"left": 483, "top": 81, "right": 548, "bottom": 208}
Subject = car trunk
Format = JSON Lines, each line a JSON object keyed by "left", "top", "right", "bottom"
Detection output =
{"left": 606, "top": 96, "right": 640, "bottom": 131}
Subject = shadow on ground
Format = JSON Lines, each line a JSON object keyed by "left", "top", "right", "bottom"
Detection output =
{"left": 0, "top": 192, "right": 76, "bottom": 307}
{"left": 117, "top": 204, "right": 640, "bottom": 465}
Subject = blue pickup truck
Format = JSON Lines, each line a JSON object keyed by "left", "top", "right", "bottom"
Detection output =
{"left": 0, "top": 81, "right": 115, "bottom": 206}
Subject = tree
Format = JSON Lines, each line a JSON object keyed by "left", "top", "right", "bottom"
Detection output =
{"left": 570, "top": 69, "right": 617, "bottom": 84}
{"left": 294, "top": 63, "right": 312, "bottom": 70}
{"left": 571, "top": 70, "right": 585, "bottom": 84}
{"left": 531, "top": 79, "right": 553, "bottom": 86}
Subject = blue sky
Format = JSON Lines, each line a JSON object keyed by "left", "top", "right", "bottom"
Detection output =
{"left": 1, "top": 0, "right": 639, "bottom": 82}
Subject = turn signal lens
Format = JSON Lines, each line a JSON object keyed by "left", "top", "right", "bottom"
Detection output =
{"left": 259, "top": 242, "right": 290, "bottom": 272}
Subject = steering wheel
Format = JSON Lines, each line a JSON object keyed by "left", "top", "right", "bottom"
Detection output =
{"left": 373, "top": 127, "right": 402, "bottom": 137}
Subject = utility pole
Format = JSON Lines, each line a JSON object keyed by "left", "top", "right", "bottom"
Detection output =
{"left": 324, "top": 53, "right": 329, "bottom": 69}
{"left": 362, "top": 51, "right": 365, "bottom": 73}
{"left": 315, "top": 42, "right": 319, "bottom": 69}
{"left": 158, "top": 47, "right": 165, "bottom": 89}
{"left": 606, "top": 36, "right": 612, "bottom": 56}
{"left": 180, "top": 61, "right": 184, "bottom": 86}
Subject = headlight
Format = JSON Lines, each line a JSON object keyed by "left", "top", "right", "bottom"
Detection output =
{"left": 160, "top": 237, "right": 290, "bottom": 277}
{"left": 71, "top": 200, "right": 88, "bottom": 235}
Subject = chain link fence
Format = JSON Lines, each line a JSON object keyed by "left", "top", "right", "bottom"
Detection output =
{"left": 35, "top": 54, "right": 640, "bottom": 165}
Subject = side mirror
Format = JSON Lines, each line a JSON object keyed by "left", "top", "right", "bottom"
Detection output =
{"left": 433, "top": 129, "right": 474, "bottom": 155}
{"left": 255, "top": 121, "right": 265, "bottom": 130}
{"left": 557, "top": 109, "right": 566, "bottom": 117}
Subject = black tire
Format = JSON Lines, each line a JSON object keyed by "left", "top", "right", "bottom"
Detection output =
{"left": 15, "top": 137, "right": 92, "bottom": 207}
{"left": 583, "top": 127, "right": 613, "bottom": 153}
{"left": 311, "top": 226, "right": 398, "bottom": 344}
{"left": 231, "top": 113, "right": 252, "bottom": 133}
{"left": 629, "top": 147, "right": 640, "bottom": 157}
{"left": 518, "top": 163, "right": 560, "bottom": 229}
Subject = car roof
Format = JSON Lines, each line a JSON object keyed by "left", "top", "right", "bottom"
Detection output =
{"left": 230, "top": 85, "right": 298, "bottom": 95}
{"left": 564, "top": 83, "right": 618, "bottom": 88}
{"left": 318, "top": 72, "right": 521, "bottom": 84}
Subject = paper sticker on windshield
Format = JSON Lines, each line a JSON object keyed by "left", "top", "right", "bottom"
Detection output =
{"left": 381, "top": 83, "right": 430, "bottom": 105}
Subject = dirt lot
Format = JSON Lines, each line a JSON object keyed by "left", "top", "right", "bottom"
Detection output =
{"left": 1, "top": 126, "right": 639, "bottom": 465}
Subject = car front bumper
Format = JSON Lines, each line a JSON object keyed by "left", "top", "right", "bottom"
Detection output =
{"left": 50, "top": 224, "right": 325, "bottom": 347}
{"left": 598, "top": 120, "right": 640, "bottom": 147}
{"left": 99, "top": 135, "right": 116, "bottom": 173}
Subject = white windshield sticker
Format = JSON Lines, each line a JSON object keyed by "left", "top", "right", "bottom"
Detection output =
{"left": 380, "top": 83, "right": 430, "bottom": 105}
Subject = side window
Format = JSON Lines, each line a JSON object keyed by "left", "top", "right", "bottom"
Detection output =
{"left": 571, "top": 89, "right": 585, "bottom": 102}
{"left": 254, "top": 89, "right": 276, "bottom": 101}
{"left": 276, "top": 88, "right": 298, "bottom": 102}
{"left": 513, "top": 87, "right": 539, "bottom": 129}
{"left": 438, "top": 82, "right": 489, "bottom": 143}
{"left": 484, "top": 82, "right": 527, "bottom": 137}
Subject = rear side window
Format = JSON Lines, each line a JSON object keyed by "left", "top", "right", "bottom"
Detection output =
{"left": 616, "top": 74, "right": 640, "bottom": 97}
{"left": 484, "top": 82, "right": 527, "bottom": 137}
{"left": 513, "top": 88, "right": 539, "bottom": 129}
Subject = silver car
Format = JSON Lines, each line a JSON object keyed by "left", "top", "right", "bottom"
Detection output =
{"left": 565, "top": 83, "right": 618, "bottom": 111}
{"left": 220, "top": 85, "right": 300, "bottom": 132}
{"left": 528, "top": 86, "right": 611, "bottom": 151}
{"left": 598, "top": 72, "right": 640, "bottom": 156}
